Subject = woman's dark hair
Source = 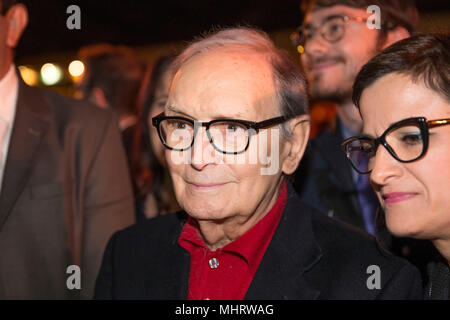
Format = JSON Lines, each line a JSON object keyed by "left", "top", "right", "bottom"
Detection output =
{"left": 131, "top": 55, "right": 175, "bottom": 211}
{"left": 353, "top": 33, "right": 450, "bottom": 109}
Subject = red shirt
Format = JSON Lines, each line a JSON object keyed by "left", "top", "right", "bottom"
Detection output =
{"left": 178, "top": 180, "right": 287, "bottom": 300}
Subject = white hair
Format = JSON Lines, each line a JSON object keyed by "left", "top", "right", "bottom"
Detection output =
{"left": 169, "top": 27, "right": 309, "bottom": 138}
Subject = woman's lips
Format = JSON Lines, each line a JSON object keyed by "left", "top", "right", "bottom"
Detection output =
{"left": 382, "top": 192, "right": 418, "bottom": 204}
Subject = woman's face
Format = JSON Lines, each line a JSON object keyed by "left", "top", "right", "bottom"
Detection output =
{"left": 360, "top": 73, "right": 450, "bottom": 240}
{"left": 148, "top": 69, "right": 172, "bottom": 166}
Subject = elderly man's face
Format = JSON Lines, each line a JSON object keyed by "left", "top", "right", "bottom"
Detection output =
{"left": 165, "top": 49, "right": 293, "bottom": 222}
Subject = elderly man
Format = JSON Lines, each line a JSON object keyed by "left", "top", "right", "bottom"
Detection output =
{"left": 94, "top": 27, "right": 421, "bottom": 299}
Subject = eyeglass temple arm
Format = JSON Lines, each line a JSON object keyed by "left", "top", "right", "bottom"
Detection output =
{"left": 427, "top": 119, "right": 450, "bottom": 128}
{"left": 253, "top": 116, "right": 287, "bottom": 130}
{"left": 152, "top": 112, "right": 165, "bottom": 126}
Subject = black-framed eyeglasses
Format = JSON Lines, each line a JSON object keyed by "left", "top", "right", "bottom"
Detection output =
{"left": 152, "top": 112, "right": 290, "bottom": 154}
{"left": 341, "top": 117, "right": 450, "bottom": 174}
{"left": 290, "top": 14, "right": 370, "bottom": 49}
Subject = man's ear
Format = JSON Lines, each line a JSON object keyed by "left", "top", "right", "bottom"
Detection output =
{"left": 5, "top": 4, "right": 28, "bottom": 49}
{"left": 380, "top": 26, "right": 410, "bottom": 50}
{"left": 281, "top": 114, "right": 310, "bottom": 175}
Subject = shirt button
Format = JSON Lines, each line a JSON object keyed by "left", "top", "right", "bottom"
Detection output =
{"left": 209, "top": 257, "right": 219, "bottom": 269}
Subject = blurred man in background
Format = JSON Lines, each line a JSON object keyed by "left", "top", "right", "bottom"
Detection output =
{"left": 293, "top": 0, "right": 435, "bottom": 276}
{"left": 78, "top": 44, "right": 145, "bottom": 165}
{"left": 0, "top": 1, "right": 135, "bottom": 299}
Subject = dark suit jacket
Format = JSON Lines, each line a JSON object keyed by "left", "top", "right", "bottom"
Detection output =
{"left": 294, "top": 119, "right": 365, "bottom": 229}
{"left": 94, "top": 182, "right": 422, "bottom": 300}
{"left": 0, "top": 78, "right": 136, "bottom": 299}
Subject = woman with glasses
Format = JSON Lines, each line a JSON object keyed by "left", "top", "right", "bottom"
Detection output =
{"left": 342, "top": 34, "right": 450, "bottom": 299}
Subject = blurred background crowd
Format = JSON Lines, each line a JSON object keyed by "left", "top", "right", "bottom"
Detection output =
{"left": 14, "top": 0, "right": 449, "bottom": 221}
{"left": 1, "top": 0, "right": 449, "bottom": 300}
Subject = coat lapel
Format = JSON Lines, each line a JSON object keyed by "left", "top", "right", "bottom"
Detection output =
{"left": 144, "top": 213, "right": 191, "bottom": 299}
{"left": 245, "top": 183, "right": 325, "bottom": 300}
{"left": 0, "top": 79, "right": 50, "bottom": 231}
{"left": 314, "top": 121, "right": 355, "bottom": 193}
{"left": 160, "top": 228, "right": 191, "bottom": 299}
{"left": 313, "top": 121, "right": 364, "bottom": 227}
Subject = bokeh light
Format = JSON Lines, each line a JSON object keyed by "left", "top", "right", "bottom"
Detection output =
{"left": 40, "top": 63, "right": 63, "bottom": 86}
{"left": 68, "top": 60, "right": 85, "bottom": 77}
{"left": 18, "top": 66, "right": 39, "bottom": 86}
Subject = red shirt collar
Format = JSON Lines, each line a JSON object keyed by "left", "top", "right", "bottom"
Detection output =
{"left": 179, "top": 179, "right": 287, "bottom": 274}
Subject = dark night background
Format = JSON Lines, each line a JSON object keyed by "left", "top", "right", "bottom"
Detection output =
{"left": 16, "top": 0, "right": 450, "bottom": 60}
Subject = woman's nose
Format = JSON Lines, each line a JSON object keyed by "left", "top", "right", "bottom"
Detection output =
{"left": 370, "top": 146, "right": 403, "bottom": 188}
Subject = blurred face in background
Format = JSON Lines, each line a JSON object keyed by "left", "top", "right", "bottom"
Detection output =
{"left": 361, "top": 73, "right": 450, "bottom": 240}
{"left": 148, "top": 68, "right": 172, "bottom": 166}
{"left": 301, "top": 5, "right": 381, "bottom": 102}
{"left": 0, "top": 3, "right": 27, "bottom": 80}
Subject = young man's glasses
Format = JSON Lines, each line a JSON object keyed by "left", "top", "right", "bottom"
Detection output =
{"left": 341, "top": 117, "right": 450, "bottom": 174}
{"left": 290, "top": 14, "right": 370, "bottom": 48}
{"left": 152, "top": 112, "right": 290, "bottom": 155}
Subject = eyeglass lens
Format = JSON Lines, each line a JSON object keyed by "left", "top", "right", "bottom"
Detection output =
{"left": 159, "top": 119, "right": 250, "bottom": 153}
{"left": 300, "top": 16, "right": 346, "bottom": 45}
{"left": 346, "top": 122, "right": 425, "bottom": 173}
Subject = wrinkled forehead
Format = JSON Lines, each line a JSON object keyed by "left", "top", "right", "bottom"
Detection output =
{"left": 167, "top": 48, "right": 278, "bottom": 119}
{"left": 175, "top": 47, "right": 273, "bottom": 85}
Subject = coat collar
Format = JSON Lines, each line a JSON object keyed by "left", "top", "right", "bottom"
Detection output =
{"left": 313, "top": 119, "right": 355, "bottom": 192}
{"left": 138, "top": 212, "right": 190, "bottom": 299}
{"left": 0, "top": 76, "right": 50, "bottom": 231}
{"left": 245, "top": 182, "right": 324, "bottom": 299}
{"left": 152, "top": 183, "right": 326, "bottom": 300}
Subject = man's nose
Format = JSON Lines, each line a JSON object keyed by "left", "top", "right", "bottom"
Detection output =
{"left": 190, "top": 126, "right": 221, "bottom": 170}
{"left": 370, "top": 146, "right": 403, "bottom": 188}
{"left": 302, "top": 32, "right": 329, "bottom": 57}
